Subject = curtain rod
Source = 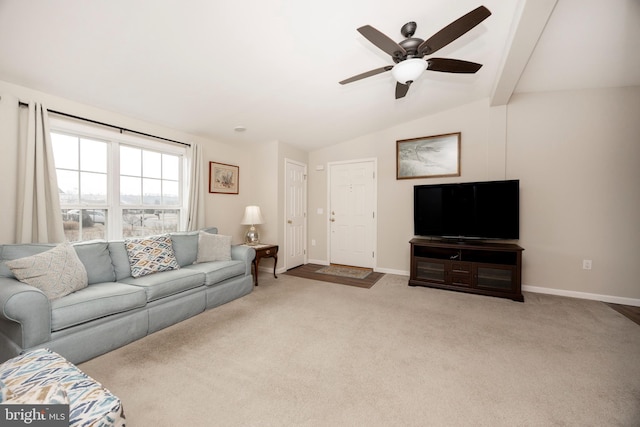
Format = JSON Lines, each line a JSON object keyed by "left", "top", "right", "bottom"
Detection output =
{"left": 18, "top": 101, "right": 190, "bottom": 147}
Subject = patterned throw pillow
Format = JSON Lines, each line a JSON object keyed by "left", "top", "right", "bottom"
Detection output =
{"left": 196, "top": 231, "right": 232, "bottom": 263}
{"left": 124, "top": 234, "right": 180, "bottom": 278}
{"left": 5, "top": 241, "right": 88, "bottom": 300}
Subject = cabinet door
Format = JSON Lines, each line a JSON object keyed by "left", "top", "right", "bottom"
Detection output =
{"left": 473, "top": 264, "right": 516, "bottom": 292}
{"left": 414, "top": 258, "right": 449, "bottom": 284}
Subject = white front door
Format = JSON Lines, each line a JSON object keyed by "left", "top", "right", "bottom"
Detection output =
{"left": 285, "top": 159, "right": 307, "bottom": 270}
{"left": 328, "top": 160, "right": 376, "bottom": 268}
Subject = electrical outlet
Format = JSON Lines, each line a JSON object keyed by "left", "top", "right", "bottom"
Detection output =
{"left": 582, "top": 260, "right": 592, "bottom": 270}
{"left": 311, "top": 239, "right": 316, "bottom": 246}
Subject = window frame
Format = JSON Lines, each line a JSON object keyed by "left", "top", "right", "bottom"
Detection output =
{"left": 50, "top": 117, "right": 189, "bottom": 241}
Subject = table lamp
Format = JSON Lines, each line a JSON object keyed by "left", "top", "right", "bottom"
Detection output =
{"left": 241, "top": 205, "right": 264, "bottom": 245}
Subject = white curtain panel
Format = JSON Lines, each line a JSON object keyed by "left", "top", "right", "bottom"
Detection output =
{"left": 16, "top": 102, "right": 65, "bottom": 243}
{"left": 186, "top": 142, "right": 206, "bottom": 231}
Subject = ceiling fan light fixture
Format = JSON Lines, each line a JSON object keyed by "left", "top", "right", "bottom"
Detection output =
{"left": 391, "top": 58, "right": 427, "bottom": 84}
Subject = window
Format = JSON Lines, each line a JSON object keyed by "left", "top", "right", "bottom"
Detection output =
{"left": 50, "top": 119, "right": 187, "bottom": 242}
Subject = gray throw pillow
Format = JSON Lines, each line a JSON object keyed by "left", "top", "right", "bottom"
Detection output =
{"left": 196, "top": 231, "right": 232, "bottom": 263}
{"left": 5, "top": 241, "right": 88, "bottom": 301}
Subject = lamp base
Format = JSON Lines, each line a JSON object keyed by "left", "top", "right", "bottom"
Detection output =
{"left": 245, "top": 226, "right": 260, "bottom": 245}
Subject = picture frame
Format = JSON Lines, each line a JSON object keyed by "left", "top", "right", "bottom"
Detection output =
{"left": 396, "top": 132, "right": 461, "bottom": 179}
{"left": 209, "top": 161, "right": 239, "bottom": 194}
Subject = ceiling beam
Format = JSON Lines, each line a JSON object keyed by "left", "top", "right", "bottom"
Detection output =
{"left": 490, "top": 0, "right": 558, "bottom": 106}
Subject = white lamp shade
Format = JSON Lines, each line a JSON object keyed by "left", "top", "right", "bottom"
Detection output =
{"left": 241, "top": 205, "right": 264, "bottom": 225}
{"left": 391, "top": 58, "right": 427, "bottom": 84}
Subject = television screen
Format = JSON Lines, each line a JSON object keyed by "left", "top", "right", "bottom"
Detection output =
{"left": 414, "top": 180, "right": 519, "bottom": 240}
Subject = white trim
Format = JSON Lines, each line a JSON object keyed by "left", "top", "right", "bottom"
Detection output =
{"left": 522, "top": 285, "right": 640, "bottom": 307}
{"left": 307, "top": 258, "right": 330, "bottom": 266}
{"left": 49, "top": 116, "right": 187, "bottom": 241}
{"left": 375, "top": 268, "right": 409, "bottom": 276}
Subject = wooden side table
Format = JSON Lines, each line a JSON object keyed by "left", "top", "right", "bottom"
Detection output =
{"left": 247, "top": 244, "right": 278, "bottom": 286}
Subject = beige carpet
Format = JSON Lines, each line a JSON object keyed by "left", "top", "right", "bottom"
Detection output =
{"left": 79, "top": 274, "right": 640, "bottom": 426}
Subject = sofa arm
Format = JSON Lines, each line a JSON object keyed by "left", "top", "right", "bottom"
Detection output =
{"left": 231, "top": 245, "right": 256, "bottom": 277}
{"left": 0, "top": 277, "right": 51, "bottom": 349}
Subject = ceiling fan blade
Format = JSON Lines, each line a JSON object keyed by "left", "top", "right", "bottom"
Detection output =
{"left": 395, "top": 82, "right": 410, "bottom": 99}
{"left": 418, "top": 6, "right": 491, "bottom": 55}
{"left": 339, "top": 65, "right": 393, "bottom": 85}
{"left": 357, "top": 25, "right": 407, "bottom": 58}
{"left": 427, "top": 58, "right": 482, "bottom": 73}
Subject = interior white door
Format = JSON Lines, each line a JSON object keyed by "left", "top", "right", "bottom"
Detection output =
{"left": 329, "top": 160, "right": 375, "bottom": 268}
{"left": 285, "top": 159, "right": 306, "bottom": 270}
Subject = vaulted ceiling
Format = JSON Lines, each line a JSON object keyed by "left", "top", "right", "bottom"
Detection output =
{"left": 0, "top": 0, "right": 638, "bottom": 151}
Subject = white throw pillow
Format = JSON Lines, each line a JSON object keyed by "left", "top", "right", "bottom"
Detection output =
{"left": 124, "top": 234, "right": 180, "bottom": 278}
{"left": 5, "top": 242, "right": 88, "bottom": 301}
{"left": 196, "top": 231, "right": 232, "bottom": 263}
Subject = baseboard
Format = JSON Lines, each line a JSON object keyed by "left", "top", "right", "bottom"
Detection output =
{"left": 522, "top": 285, "right": 640, "bottom": 307}
{"left": 280, "top": 264, "right": 640, "bottom": 306}
{"left": 375, "top": 267, "right": 410, "bottom": 276}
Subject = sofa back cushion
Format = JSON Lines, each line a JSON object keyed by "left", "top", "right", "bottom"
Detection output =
{"left": 73, "top": 240, "right": 116, "bottom": 284}
{"left": 169, "top": 231, "right": 199, "bottom": 266}
{"left": 108, "top": 241, "right": 132, "bottom": 281}
{"left": 0, "top": 241, "right": 115, "bottom": 285}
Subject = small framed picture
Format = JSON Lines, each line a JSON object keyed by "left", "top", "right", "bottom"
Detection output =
{"left": 209, "top": 162, "right": 239, "bottom": 194}
{"left": 396, "top": 132, "right": 461, "bottom": 179}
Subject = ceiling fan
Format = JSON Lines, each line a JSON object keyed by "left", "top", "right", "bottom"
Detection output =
{"left": 339, "top": 5, "right": 491, "bottom": 99}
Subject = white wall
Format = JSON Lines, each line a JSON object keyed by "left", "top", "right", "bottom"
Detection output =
{"left": 242, "top": 140, "right": 308, "bottom": 272}
{"left": 0, "top": 80, "right": 252, "bottom": 244}
{"left": 308, "top": 98, "right": 502, "bottom": 274}
{"left": 507, "top": 86, "right": 640, "bottom": 301}
{"left": 308, "top": 86, "right": 640, "bottom": 302}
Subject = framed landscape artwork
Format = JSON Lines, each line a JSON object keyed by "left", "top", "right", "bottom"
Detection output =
{"left": 209, "top": 162, "right": 239, "bottom": 194}
{"left": 396, "top": 132, "right": 461, "bottom": 179}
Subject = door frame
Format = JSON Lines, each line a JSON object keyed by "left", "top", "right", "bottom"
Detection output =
{"left": 326, "top": 158, "right": 377, "bottom": 269}
{"left": 283, "top": 158, "right": 308, "bottom": 271}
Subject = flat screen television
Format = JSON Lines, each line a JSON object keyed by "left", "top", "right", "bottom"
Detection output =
{"left": 414, "top": 179, "right": 519, "bottom": 240}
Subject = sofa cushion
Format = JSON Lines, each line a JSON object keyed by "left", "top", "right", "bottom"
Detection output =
{"left": 73, "top": 240, "right": 116, "bottom": 284}
{"left": 196, "top": 231, "right": 232, "bottom": 263}
{"left": 124, "top": 234, "right": 180, "bottom": 278}
{"left": 51, "top": 282, "right": 147, "bottom": 331}
{"left": 169, "top": 231, "right": 199, "bottom": 266}
{"left": 119, "top": 269, "right": 205, "bottom": 302}
{"left": 108, "top": 241, "right": 132, "bottom": 280}
{"left": 5, "top": 242, "right": 88, "bottom": 301}
{"left": 184, "top": 260, "right": 246, "bottom": 286}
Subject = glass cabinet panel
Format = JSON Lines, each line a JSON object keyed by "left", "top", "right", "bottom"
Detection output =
{"left": 475, "top": 265, "right": 514, "bottom": 291}
{"left": 415, "top": 259, "right": 447, "bottom": 284}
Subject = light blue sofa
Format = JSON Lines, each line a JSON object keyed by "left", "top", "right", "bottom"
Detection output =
{"left": 0, "top": 228, "right": 255, "bottom": 364}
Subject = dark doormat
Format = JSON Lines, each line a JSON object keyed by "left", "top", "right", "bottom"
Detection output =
{"left": 284, "top": 264, "right": 384, "bottom": 289}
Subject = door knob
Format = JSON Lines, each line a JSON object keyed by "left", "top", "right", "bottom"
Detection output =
{"left": 287, "top": 220, "right": 292, "bottom": 224}
{"left": 330, "top": 218, "right": 335, "bottom": 222}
